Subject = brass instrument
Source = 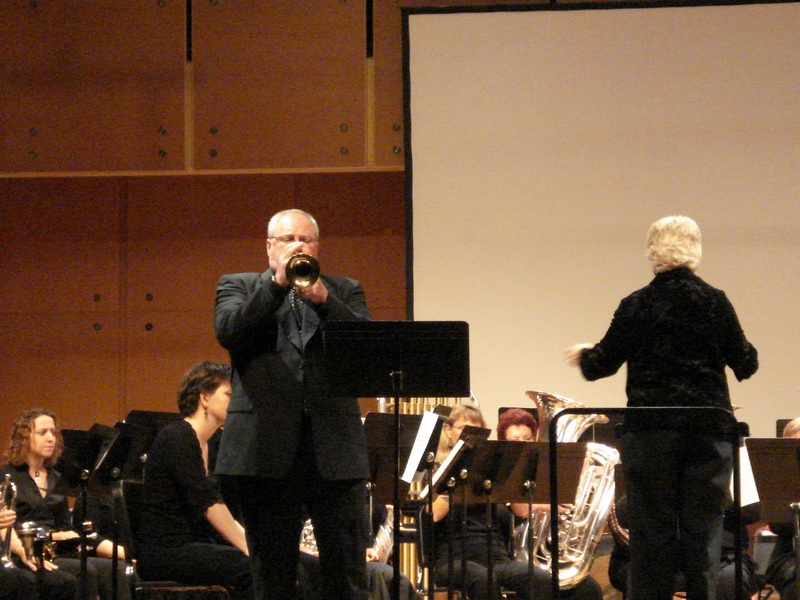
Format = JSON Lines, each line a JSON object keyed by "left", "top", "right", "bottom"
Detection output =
{"left": 1, "top": 473, "right": 17, "bottom": 568}
{"left": 513, "top": 390, "right": 619, "bottom": 589}
{"left": 17, "top": 522, "right": 55, "bottom": 567}
{"left": 285, "top": 253, "right": 320, "bottom": 294}
{"left": 299, "top": 518, "right": 319, "bottom": 556}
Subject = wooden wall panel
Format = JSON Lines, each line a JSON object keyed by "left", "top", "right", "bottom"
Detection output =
{"left": 125, "top": 174, "right": 295, "bottom": 312}
{"left": 0, "top": 171, "right": 407, "bottom": 430}
{"left": 293, "top": 171, "right": 406, "bottom": 237}
{"left": 324, "top": 235, "right": 407, "bottom": 318}
{"left": 373, "top": 0, "right": 406, "bottom": 167}
{"left": 192, "top": 1, "right": 367, "bottom": 169}
{"left": 0, "top": 177, "right": 123, "bottom": 312}
{"left": 123, "top": 311, "right": 228, "bottom": 416}
{"left": 0, "top": 2, "right": 185, "bottom": 173}
{"left": 0, "top": 312, "right": 122, "bottom": 443}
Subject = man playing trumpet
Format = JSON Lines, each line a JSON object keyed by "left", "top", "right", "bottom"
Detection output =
{"left": 214, "top": 208, "right": 373, "bottom": 600}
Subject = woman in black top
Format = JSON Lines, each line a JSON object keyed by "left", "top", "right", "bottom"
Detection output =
{"left": 566, "top": 215, "right": 759, "bottom": 600}
{"left": 764, "top": 418, "right": 800, "bottom": 600}
{"left": 135, "top": 361, "right": 252, "bottom": 600}
{"left": 429, "top": 403, "right": 602, "bottom": 600}
{"left": 0, "top": 407, "right": 125, "bottom": 600}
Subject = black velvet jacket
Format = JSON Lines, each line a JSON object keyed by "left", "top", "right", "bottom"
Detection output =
{"left": 579, "top": 267, "right": 758, "bottom": 432}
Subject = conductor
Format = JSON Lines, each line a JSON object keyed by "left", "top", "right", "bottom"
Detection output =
{"left": 565, "top": 215, "right": 758, "bottom": 600}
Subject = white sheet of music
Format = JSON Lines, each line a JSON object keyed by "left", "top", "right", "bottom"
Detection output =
{"left": 401, "top": 410, "right": 441, "bottom": 484}
{"left": 734, "top": 445, "right": 760, "bottom": 507}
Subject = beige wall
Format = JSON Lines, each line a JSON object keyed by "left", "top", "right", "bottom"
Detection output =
{"left": 407, "top": 3, "right": 800, "bottom": 439}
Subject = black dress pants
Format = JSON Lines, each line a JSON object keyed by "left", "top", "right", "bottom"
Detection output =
{"left": 621, "top": 430, "right": 733, "bottom": 600}
{"left": 220, "top": 447, "right": 369, "bottom": 600}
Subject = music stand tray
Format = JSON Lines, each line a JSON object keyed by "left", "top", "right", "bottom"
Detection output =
{"left": 430, "top": 439, "right": 586, "bottom": 504}
{"left": 323, "top": 320, "right": 470, "bottom": 398}
{"left": 57, "top": 424, "right": 123, "bottom": 496}
{"left": 364, "top": 412, "right": 425, "bottom": 505}
{"left": 746, "top": 437, "right": 800, "bottom": 523}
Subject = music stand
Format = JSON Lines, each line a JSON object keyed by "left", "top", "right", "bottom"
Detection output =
{"left": 57, "top": 423, "right": 132, "bottom": 600}
{"left": 746, "top": 438, "right": 800, "bottom": 522}
{"left": 429, "top": 437, "right": 585, "bottom": 599}
{"left": 363, "top": 412, "right": 423, "bottom": 506}
{"left": 746, "top": 437, "right": 800, "bottom": 600}
{"left": 324, "top": 320, "right": 470, "bottom": 600}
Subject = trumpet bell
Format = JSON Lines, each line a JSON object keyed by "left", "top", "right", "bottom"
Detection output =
{"left": 286, "top": 253, "right": 320, "bottom": 291}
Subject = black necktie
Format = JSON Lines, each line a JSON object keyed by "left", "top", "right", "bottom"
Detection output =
{"left": 290, "top": 289, "right": 304, "bottom": 330}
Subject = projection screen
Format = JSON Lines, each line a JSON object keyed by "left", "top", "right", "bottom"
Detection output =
{"left": 404, "top": 2, "right": 800, "bottom": 437}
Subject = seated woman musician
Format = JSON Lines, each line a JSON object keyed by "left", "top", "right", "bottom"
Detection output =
{"left": 496, "top": 407, "right": 604, "bottom": 599}
{"left": 428, "top": 403, "right": 602, "bottom": 600}
{"left": 764, "top": 417, "right": 800, "bottom": 600}
{"left": 0, "top": 407, "right": 129, "bottom": 600}
{"left": 134, "top": 361, "right": 252, "bottom": 600}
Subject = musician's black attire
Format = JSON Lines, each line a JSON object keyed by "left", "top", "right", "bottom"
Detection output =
{"left": 608, "top": 495, "right": 763, "bottom": 600}
{"left": 0, "top": 565, "right": 77, "bottom": 600}
{"left": 134, "top": 420, "right": 252, "bottom": 599}
{"left": 577, "top": 266, "right": 758, "bottom": 600}
{"left": 0, "top": 463, "right": 128, "bottom": 600}
{"left": 214, "top": 270, "right": 372, "bottom": 600}
{"left": 431, "top": 502, "right": 602, "bottom": 600}
{"left": 765, "top": 522, "right": 799, "bottom": 600}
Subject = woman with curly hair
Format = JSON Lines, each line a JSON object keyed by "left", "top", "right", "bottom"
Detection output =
{"left": 1, "top": 407, "right": 127, "bottom": 600}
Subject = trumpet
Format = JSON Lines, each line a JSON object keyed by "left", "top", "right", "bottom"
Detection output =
{"left": 286, "top": 253, "right": 320, "bottom": 294}
{"left": 1, "top": 473, "right": 17, "bottom": 569}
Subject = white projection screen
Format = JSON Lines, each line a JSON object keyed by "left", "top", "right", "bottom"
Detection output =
{"left": 404, "top": 2, "right": 800, "bottom": 438}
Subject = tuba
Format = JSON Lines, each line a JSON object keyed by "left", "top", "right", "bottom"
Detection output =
{"left": 1, "top": 473, "right": 17, "bottom": 569}
{"left": 513, "top": 390, "right": 619, "bottom": 589}
{"left": 286, "top": 253, "right": 320, "bottom": 294}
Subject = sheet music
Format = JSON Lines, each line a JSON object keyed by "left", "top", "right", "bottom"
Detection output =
{"left": 401, "top": 410, "right": 442, "bottom": 484}
{"left": 733, "top": 444, "right": 760, "bottom": 507}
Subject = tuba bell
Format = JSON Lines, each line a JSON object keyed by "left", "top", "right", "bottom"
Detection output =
{"left": 286, "top": 253, "right": 320, "bottom": 294}
{"left": 513, "top": 390, "right": 619, "bottom": 589}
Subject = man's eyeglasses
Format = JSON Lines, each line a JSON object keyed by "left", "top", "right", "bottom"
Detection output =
{"left": 270, "top": 235, "right": 318, "bottom": 245}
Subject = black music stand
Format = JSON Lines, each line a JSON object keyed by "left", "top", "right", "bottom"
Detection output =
{"left": 746, "top": 437, "right": 800, "bottom": 600}
{"left": 122, "top": 410, "right": 183, "bottom": 480}
{"left": 364, "top": 412, "right": 423, "bottom": 507}
{"left": 57, "top": 423, "right": 131, "bottom": 600}
{"left": 324, "top": 320, "right": 470, "bottom": 600}
{"left": 59, "top": 421, "right": 154, "bottom": 600}
{"left": 430, "top": 437, "right": 585, "bottom": 600}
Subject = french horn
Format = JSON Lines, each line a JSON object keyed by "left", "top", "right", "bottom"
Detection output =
{"left": 513, "top": 390, "right": 619, "bottom": 589}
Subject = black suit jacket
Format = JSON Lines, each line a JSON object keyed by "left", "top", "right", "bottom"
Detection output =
{"left": 579, "top": 267, "right": 758, "bottom": 432}
{"left": 213, "top": 269, "right": 372, "bottom": 480}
